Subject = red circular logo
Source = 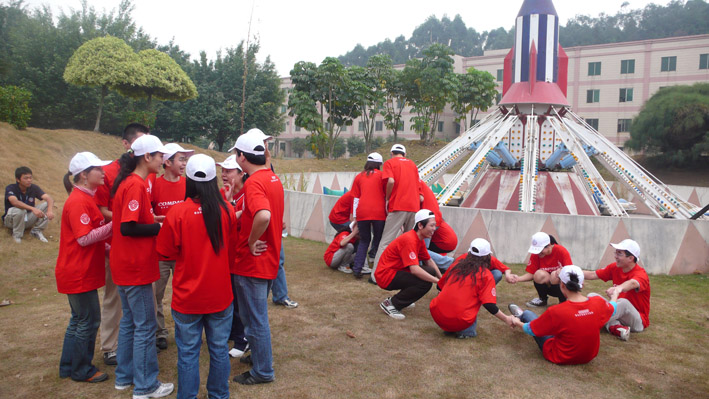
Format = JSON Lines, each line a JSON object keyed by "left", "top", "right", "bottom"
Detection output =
{"left": 128, "top": 200, "right": 139, "bottom": 212}
{"left": 79, "top": 213, "right": 90, "bottom": 225}
{"left": 409, "top": 251, "right": 416, "bottom": 260}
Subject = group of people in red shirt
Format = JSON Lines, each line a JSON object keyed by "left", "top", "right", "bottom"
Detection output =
{"left": 54, "top": 124, "right": 286, "bottom": 398}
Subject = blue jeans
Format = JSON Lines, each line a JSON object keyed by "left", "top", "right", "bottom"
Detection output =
{"left": 59, "top": 290, "right": 101, "bottom": 381}
{"left": 457, "top": 319, "right": 478, "bottom": 337}
{"left": 491, "top": 269, "right": 503, "bottom": 285}
{"left": 116, "top": 284, "right": 160, "bottom": 395}
{"left": 229, "top": 274, "right": 247, "bottom": 350}
{"left": 234, "top": 275, "right": 275, "bottom": 381}
{"left": 428, "top": 250, "right": 455, "bottom": 272}
{"left": 353, "top": 220, "right": 385, "bottom": 273}
{"left": 173, "top": 304, "right": 233, "bottom": 399}
{"left": 271, "top": 245, "right": 289, "bottom": 303}
{"left": 520, "top": 310, "right": 552, "bottom": 350}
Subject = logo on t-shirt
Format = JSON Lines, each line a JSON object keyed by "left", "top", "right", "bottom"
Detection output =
{"left": 80, "top": 213, "right": 90, "bottom": 225}
{"left": 491, "top": 287, "right": 497, "bottom": 297}
{"left": 128, "top": 199, "right": 139, "bottom": 212}
{"left": 409, "top": 251, "right": 416, "bottom": 260}
{"left": 575, "top": 309, "right": 594, "bottom": 317}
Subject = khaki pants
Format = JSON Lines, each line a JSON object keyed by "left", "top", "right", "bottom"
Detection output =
{"left": 3, "top": 203, "right": 49, "bottom": 238}
{"left": 153, "top": 260, "right": 175, "bottom": 339}
{"left": 100, "top": 256, "right": 122, "bottom": 353}
{"left": 589, "top": 294, "right": 645, "bottom": 332}
{"left": 371, "top": 211, "right": 415, "bottom": 283}
{"left": 330, "top": 243, "right": 355, "bottom": 269}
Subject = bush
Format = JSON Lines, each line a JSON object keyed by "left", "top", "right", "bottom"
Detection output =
{"left": 346, "top": 136, "right": 365, "bottom": 156}
{"left": 291, "top": 137, "right": 308, "bottom": 158}
{"left": 371, "top": 136, "right": 385, "bottom": 149}
{"left": 332, "top": 137, "right": 347, "bottom": 159}
{"left": 0, "top": 85, "right": 32, "bottom": 129}
{"left": 123, "top": 109, "right": 157, "bottom": 129}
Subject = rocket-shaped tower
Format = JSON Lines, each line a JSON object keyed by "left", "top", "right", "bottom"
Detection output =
{"left": 417, "top": 0, "right": 704, "bottom": 219}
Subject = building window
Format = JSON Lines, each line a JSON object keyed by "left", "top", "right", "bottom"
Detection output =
{"left": 497, "top": 69, "right": 504, "bottom": 81}
{"left": 397, "top": 99, "right": 405, "bottom": 110}
{"left": 586, "top": 89, "right": 600, "bottom": 103}
{"left": 358, "top": 122, "right": 365, "bottom": 132}
{"left": 661, "top": 56, "right": 677, "bottom": 72}
{"left": 455, "top": 123, "right": 460, "bottom": 134}
{"left": 700, "top": 54, "right": 709, "bottom": 69}
{"left": 325, "top": 122, "right": 330, "bottom": 131}
{"left": 438, "top": 121, "right": 444, "bottom": 132}
{"left": 496, "top": 92, "right": 502, "bottom": 104}
{"left": 280, "top": 105, "right": 287, "bottom": 113}
{"left": 588, "top": 61, "right": 601, "bottom": 76}
{"left": 620, "top": 59, "right": 635, "bottom": 74}
{"left": 284, "top": 122, "right": 288, "bottom": 131}
{"left": 617, "top": 119, "right": 631, "bottom": 133}
{"left": 398, "top": 121, "right": 404, "bottom": 131}
{"left": 375, "top": 121, "right": 383, "bottom": 131}
{"left": 585, "top": 118, "right": 599, "bottom": 130}
{"left": 295, "top": 125, "right": 301, "bottom": 132}
{"left": 619, "top": 88, "right": 634, "bottom": 102}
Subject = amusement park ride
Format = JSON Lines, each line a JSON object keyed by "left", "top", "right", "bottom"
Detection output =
{"left": 418, "top": 0, "right": 705, "bottom": 220}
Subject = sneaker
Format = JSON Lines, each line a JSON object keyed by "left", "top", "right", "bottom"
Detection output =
{"left": 156, "top": 337, "right": 167, "bottom": 350}
{"left": 508, "top": 303, "right": 524, "bottom": 318}
{"left": 456, "top": 334, "right": 475, "bottom": 339}
{"left": 132, "top": 382, "right": 174, "bottom": 399}
{"left": 84, "top": 371, "right": 109, "bottom": 383}
{"left": 103, "top": 351, "right": 117, "bottom": 366}
{"left": 115, "top": 382, "right": 132, "bottom": 390}
{"left": 526, "top": 297, "right": 547, "bottom": 307}
{"left": 30, "top": 231, "right": 48, "bottom": 243}
{"left": 233, "top": 370, "right": 273, "bottom": 385}
{"left": 353, "top": 271, "right": 363, "bottom": 279}
{"left": 275, "top": 298, "right": 298, "bottom": 308}
{"left": 337, "top": 265, "right": 353, "bottom": 274}
{"left": 367, "top": 276, "right": 377, "bottom": 285}
{"left": 229, "top": 343, "right": 249, "bottom": 358}
{"left": 13, "top": 236, "right": 21, "bottom": 244}
{"left": 380, "top": 298, "right": 405, "bottom": 320}
{"left": 611, "top": 325, "right": 631, "bottom": 341}
{"left": 360, "top": 265, "right": 372, "bottom": 274}
{"left": 403, "top": 302, "right": 415, "bottom": 310}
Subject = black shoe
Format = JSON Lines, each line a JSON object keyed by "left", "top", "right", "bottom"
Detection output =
{"left": 232, "top": 370, "right": 273, "bottom": 385}
{"left": 239, "top": 354, "right": 252, "bottom": 365}
{"left": 103, "top": 351, "right": 117, "bottom": 366}
{"left": 156, "top": 337, "right": 168, "bottom": 350}
{"left": 367, "top": 277, "right": 377, "bottom": 285}
{"left": 353, "top": 272, "right": 363, "bottom": 279}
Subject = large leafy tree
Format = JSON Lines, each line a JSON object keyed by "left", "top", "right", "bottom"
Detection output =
{"left": 452, "top": 67, "right": 497, "bottom": 131}
{"left": 626, "top": 83, "right": 709, "bottom": 167}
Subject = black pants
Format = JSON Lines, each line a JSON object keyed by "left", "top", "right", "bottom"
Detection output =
{"left": 534, "top": 282, "right": 566, "bottom": 303}
{"left": 385, "top": 268, "right": 435, "bottom": 310}
{"left": 353, "top": 220, "right": 385, "bottom": 273}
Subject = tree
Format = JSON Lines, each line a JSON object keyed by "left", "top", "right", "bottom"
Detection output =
{"left": 291, "top": 137, "right": 309, "bottom": 158}
{"left": 451, "top": 67, "right": 497, "bottom": 131}
{"left": 626, "top": 83, "right": 709, "bottom": 167}
{"left": 346, "top": 136, "right": 365, "bottom": 156}
{"left": 350, "top": 55, "right": 391, "bottom": 153}
{"left": 63, "top": 35, "right": 145, "bottom": 131}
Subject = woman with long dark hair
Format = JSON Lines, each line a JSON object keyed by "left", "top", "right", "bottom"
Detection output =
{"left": 56, "top": 152, "right": 112, "bottom": 383}
{"left": 350, "top": 152, "right": 386, "bottom": 278}
{"left": 430, "top": 238, "right": 516, "bottom": 338}
{"left": 110, "top": 134, "right": 173, "bottom": 398}
{"left": 510, "top": 265, "right": 619, "bottom": 365}
{"left": 157, "top": 154, "right": 236, "bottom": 398}
{"left": 517, "top": 232, "right": 573, "bottom": 307}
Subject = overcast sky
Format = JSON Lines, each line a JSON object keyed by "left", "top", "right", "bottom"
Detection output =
{"left": 21, "top": 0, "right": 664, "bottom": 76}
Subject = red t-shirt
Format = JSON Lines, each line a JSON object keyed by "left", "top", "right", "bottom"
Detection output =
{"left": 350, "top": 170, "right": 386, "bottom": 221}
{"left": 323, "top": 231, "right": 358, "bottom": 266}
{"left": 375, "top": 230, "right": 431, "bottom": 288}
{"left": 382, "top": 157, "right": 421, "bottom": 213}
{"left": 419, "top": 180, "right": 442, "bottom": 225}
{"left": 430, "top": 221, "right": 458, "bottom": 253}
{"left": 151, "top": 175, "right": 186, "bottom": 216}
{"left": 444, "top": 254, "right": 510, "bottom": 279}
{"left": 526, "top": 244, "right": 572, "bottom": 274}
{"left": 530, "top": 296, "right": 615, "bottom": 365}
{"left": 430, "top": 267, "right": 497, "bottom": 332}
{"left": 329, "top": 190, "right": 354, "bottom": 225}
{"left": 95, "top": 159, "right": 120, "bottom": 210}
{"left": 156, "top": 198, "right": 236, "bottom": 314}
{"left": 55, "top": 188, "right": 106, "bottom": 294}
{"left": 595, "top": 262, "right": 651, "bottom": 328}
{"left": 110, "top": 173, "right": 159, "bottom": 285}
{"left": 234, "top": 169, "right": 284, "bottom": 280}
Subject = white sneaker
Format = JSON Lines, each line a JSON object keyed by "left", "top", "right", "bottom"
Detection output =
{"left": 337, "top": 265, "right": 353, "bottom": 274}
{"left": 13, "top": 236, "right": 21, "bottom": 244}
{"left": 133, "top": 382, "right": 174, "bottom": 399}
{"left": 30, "top": 231, "right": 48, "bottom": 243}
{"left": 526, "top": 297, "right": 547, "bottom": 307}
{"left": 115, "top": 383, "right": 132, "bottom": 390}
{"left": 229, "top": 343, "right": 249, "bottom": 358}
{"left": 616, "top": 326, "right": 630, "bottom": 341}
{"left": 380, "top": 298, "right": 405, "bottom": 320}
{"left": 360, "top": 265, "right": 372, "bottom": 274}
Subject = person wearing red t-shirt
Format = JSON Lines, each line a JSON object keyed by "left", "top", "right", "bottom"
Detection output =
{"left": 510, "top": 265, "right": 619, "bottom": 365}
{"left": 324, "top": 224, "right": 359, "bottom": 273}
{"left": 419, "top": 179, "right": 457, "bottom": 271}
{"left": 94, "top": 123, "right": 148, "bottom": 366}
{"left": 350, "top": 152, "right": 386, "bottom": 278}
{"left": 110, "top": 134, "right": 174, "bottom": 398}
{"left": 371, "top": 144, "right": 422, "bottom": 284}
{"left": 517, "top": 232, "right": 573, "bottom": 307}
{"left": 430, "top": 238, "right": 517, "bottom": 338}
{"left": 56, "top": 152, "right": 113, "bottom": 383}
{"left": 448, "top": 252, "right": 520, "bottom": 285}
{"left": 375, "top": 209, "right": 441, "bottom": 320}
{"left": 157, "top": 154, "right": 236, "bottom": 399}
{"left": 328, "top": 190, "right": 354, "bottom": 231}
{"left": 230, "top": 129, "right": 283, "bottom": 385}
{"left": 583, "top": 239, "right": 650, "bottom": 341}
{"left": 151, "top": 143, "right": 193, "bottom": 351}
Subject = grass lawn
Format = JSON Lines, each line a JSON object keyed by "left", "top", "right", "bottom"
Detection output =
{"left": 0, "top": 234, "right": 707, "bottom": 399}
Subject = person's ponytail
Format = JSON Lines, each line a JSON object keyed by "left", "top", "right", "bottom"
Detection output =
{"left": 565, "top": 272, "right": 582, "bottom": 292}
{"left": 111, "top": 151, "right": 138, "bottom": 196}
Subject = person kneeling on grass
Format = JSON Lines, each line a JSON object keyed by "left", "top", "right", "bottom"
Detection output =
{"left": 323, "top": 223, "right": 359, "bottom": 274}
{"left": 374, "top": 209, "right": 441, "bottom": 320}
{"left": 429, "top": 238, "right": 517, "bottom": 338}
{"left": 516, "top": 232, "right": 573, "bottom": 307}
{"left": 509, "top": 265, "right": 619, "bottom": 365}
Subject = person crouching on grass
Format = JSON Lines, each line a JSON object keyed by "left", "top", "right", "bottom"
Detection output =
{"left": 157, "top": 154, "right": 237, "bottom": 399}
{"left": 323, "top": 223, "right": 359, "bottom": 273}
{"left": 56, "top": 152, "right": 113, "bottom": 383}
{"left": 429, "top": 238, "right": 517, "bottom": 339}
{"left": 375, "top": 209, "right": 441, "bottom": 320}
{"left": 516, "top": 232, "right": 573, "bottom": 307}
{"left": 509, "top": 265, "right": 619, "bottom": 365}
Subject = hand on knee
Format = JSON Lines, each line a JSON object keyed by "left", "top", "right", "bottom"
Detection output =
{"left": 533, "top": 270, "right": 551, "bottom": 284}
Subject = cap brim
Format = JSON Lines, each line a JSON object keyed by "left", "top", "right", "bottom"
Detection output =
{"left": 228, "top": 144, "right": 237, "bottom": 152}
{"left": 528, "top": 245, "right": 544, "bottom": 254}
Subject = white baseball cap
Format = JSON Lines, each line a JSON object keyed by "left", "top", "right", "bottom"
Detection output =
{"left": 391, "top": 144, "right": 406, "bottom": 154}
{"left": 611, "top": 239, "right": 640, "bottom": 259}
{"left": 414, "top": 209, "right": 435, "bottom": 225}
{"left": 528, "top": 232, "right": 551, "bottom": 254}
{"left": 69, "top": 152, "right": 111, "bottom": 175}
{"left": 230, "top": 131, "right": 268, "bottom": 155}
{"left": 162, "top": 143, "right": 194, "bottom": 163}
{"left": 469, "top": 238, "right": 492, "bottom": 257}
{"left": 131, "top": 135, "right": 170, "bottom": 156}
{"left": 559, "top": 265, "right": 584, "bottom": 288}
{"left": 228, "top": 128, "right": 272, "bottom": 153}
{"left": 367, "top": 152, "right": 383, "bottom": 163}
{"left": 217, "top": 155, "right": 241, "bottom": 170}
{"left": 186, "top": 154, "right": 217, "bottom": 182}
